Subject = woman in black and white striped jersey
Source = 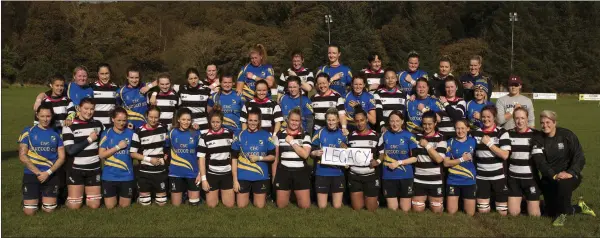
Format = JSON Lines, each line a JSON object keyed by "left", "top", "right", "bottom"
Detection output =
{"left": 172, "top": 68, "right": 212, "bottom": 134}
{"left": 347, "top": 106, "right": 380, "bottom": 212}
{"left": 90, "top": 63, "right": 119, "bottom": 128}
{"left": 374, "top": 68, "right": 408, "bottom": 134}
{"left": 273, "top": 108, "right": 312, "bottom": 209}
{"left": 62, "top": 98, "right": 104, "bottom": 210}
{"left": 310, "top": 73, "right": 349, "bottom": 136}
{"left": 507, "top": 107, "right": 542, "bottom": 216}
{"left": 471, "top": 105, "right": 511, "bottom": 216}
{"left": 197, "top": 106, "right": 235, "bottom": 208}
{"left": 149, "top": 73, "right": 179, "bottom": 130}
{"left": 130, "top": 106, "right": 169, "bottom": 206}
{"left": 240, "top": 79, "right": 283, "bottom": 135}
{"left": 437, "top": 76, "right": 467, "bottom": 140}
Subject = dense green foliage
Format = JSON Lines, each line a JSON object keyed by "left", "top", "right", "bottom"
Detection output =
{"left": 2, "top": 2, "right": 600, "bottom": 93}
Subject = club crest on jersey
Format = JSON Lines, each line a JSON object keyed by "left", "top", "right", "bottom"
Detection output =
{"left": 558, "top": 143, "right": 564, "bottom": 150}
{"left": 160, "top": 134, "right": 165, "bottom": 140}
{"left": 190, "top": 137, "right": 194, "bottom": 144}
{"left": 51, "top": 136, "right": 56, "bottom": 142}
{"left": 261, "top": 71, "right": 266, "bottom": 77}
{"left": 399, "top": 138, "right": 404, "bottom": 145}
{"left": 33, "top": 135, "right": 38, "bottom": 141}
{"left": 259, "top": 140, "right": 264, "bottom": 145}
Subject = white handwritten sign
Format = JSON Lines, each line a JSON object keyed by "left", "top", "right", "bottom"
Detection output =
{"left": 320, "top": 147, "right": 373, "bottom": 166}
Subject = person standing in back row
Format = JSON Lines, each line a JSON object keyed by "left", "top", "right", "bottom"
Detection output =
{"left": 496, "top": 75, "right": 534, "bottom": 130}
{"left": 459, "top": 55, "right": 492, "bottom": 102}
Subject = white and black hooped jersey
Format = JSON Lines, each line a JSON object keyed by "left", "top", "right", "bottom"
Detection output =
{"left": 361, "top": 68, "right": 384, "bottom": 93}
{"left": 91, "top": 81, "right": 119, "bottom": 127}
{"left": 508, "top": 128, "right": 543, "bottom": 179}
{"left": 310, "top": 90, "right": 345, "bottom": 131}
{"left": 472, "top": 126, "right": 512, "bottom": 180}
{"left": 155, "top": 90, "right": 179, "bottom": 130}
{"left": 131, "top": 124, "right": 168, "bottom": 173}
{"left": 62, "top": 119, "right": 104, "bottom": 170}
{"left": 240, "top": 98, "right": 283, "bottom": 134}
{"left": 278, "top": 68, "right": 315, "bottom": 95}
{"left": 173, "top": 84, "right": 211, "bottom": 133}
{"left": 437, "top": 98, "right": 467, "bottom": 140}
{"left": 373, "top": 87, "right": 408, "bottom": 128}
{"left": 412, "top": 132, "right": 447, "bottom": 185}
{"left": 276, "top": 130, "right": 311, "bottom": 171}
{"left": 34, "top": 92, "right": 75, "bottom": 129}
{"left": 347, "top": 130, "right": 379, "bottom": 177}
{"left": 197, "top": 128, "right": 234, "bottom": 175}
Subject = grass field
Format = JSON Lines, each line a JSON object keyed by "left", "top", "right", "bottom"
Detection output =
{"left": 1, "top": 86, "right": 599, "bottom": 237}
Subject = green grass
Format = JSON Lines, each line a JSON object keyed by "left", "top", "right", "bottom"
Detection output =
{"left": 2, "top": 87, "right": 599, "bottom": 237}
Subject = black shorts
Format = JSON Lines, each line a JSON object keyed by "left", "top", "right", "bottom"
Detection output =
{"left": 382, "top": 179, "right": 414, "bottom": 198}
{"left": 102, "top": 180, "right": 134, "bottom": 198}
{"left": 413, "top": 183, "right": 444, "bottom": 197}
{"left": 169, "top": 177, "right": 200, "bottom": 193}
{"left": 67, "top": 168, "right": 101, "bottom": 186}
{"left": 476, "top": 178, "right": 508, "bottom": 202}
{"left": 274, "top": 168, "right": 311, "bottom": 191}
{"left": 348, "top": 174, "right": 381, "bottom": 197}
{"left": 207, "top": 173, "right": 233, "bottom": 191}
{"left": 507, "top": 177, "right": 540, "bottom": 201}
{"left": 22, "top": 174, "right": 60, "bottom": 200}
{"left": 137, "top": 171, "right": 168, "bottom": 194}
{"left": 238, "top": 180, "right": 270, "bottom": 194}
{"left": 314, "top": 175, "right": 346, "bottom": 194}
{"left": 447, "top": 184, "right": 477, "bottom": 199}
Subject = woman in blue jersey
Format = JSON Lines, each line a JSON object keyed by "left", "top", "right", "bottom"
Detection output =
{"left": 406, "top": 78, "right": 444, "bottom": 133}
{"left": 443, "top": 119, "right": 477, "bottom": 216}
{"left": 378, "top": 110, "right": 417, "bottom": 212}
{"left": 279, "top": 76, "right": 314, "bottom": 134}
{"left": 273, "top": 108, "right": 312, "bottom": 209}
{"left": 232, "top": 107, "right": 276, "bottom": 208}
{"left": 66, "top": 66, "right": 94, "bottom": 106}
{"left": 236, "top": 44, "right": 275, "bottom": 101}
{"left": 208, "top": 73, "right": 244, "bottom": 134}
{"left": 310, "top": 108, "right": 347, "bottom": 209}
{"left": 198, "top": 106, "right": 235, "bottom": 208}
{"left": 98, "top": 107, "right": 135, "bottom": 209}
{"left": 398, "top": 51, "right": 428, "bottom": 95}
{"left": 117, "top": 65, "right": 156, "bottom": 129}
{"left": 466, "top": 82, "right": 493, "bottom": 130}
{"left": 18, "top": 105, "right": 66, "bottom": 215}
{"left": 316, "top": 44, "right": 353, "bottom": 96}
{"left": 344, "top": 73, "right": 377, "bottom": 131}
{"left": 167, "top": 108, "right": 201, "bottom": 206}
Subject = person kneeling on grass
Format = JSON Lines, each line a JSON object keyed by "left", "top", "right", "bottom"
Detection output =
{"left": 19, "top": 105, "right": 66, "bottom": 215}
{"left": 98, "top": 107, "right": 135, "bottom": 208}
{"left": 532, "top": 110, "right": 596, "bottom": 226}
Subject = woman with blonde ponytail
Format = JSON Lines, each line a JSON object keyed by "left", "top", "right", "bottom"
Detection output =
{"left": 236, "top": 44, "right": 275, "bottom": 101}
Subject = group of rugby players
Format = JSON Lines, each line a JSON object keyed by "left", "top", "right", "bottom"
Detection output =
{"left": 19, "top": 44, "right": 594, "bottom": 226}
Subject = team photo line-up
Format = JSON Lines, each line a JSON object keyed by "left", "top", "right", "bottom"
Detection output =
{"left": 20, "top": 44, "right": 594, "bottom": 226}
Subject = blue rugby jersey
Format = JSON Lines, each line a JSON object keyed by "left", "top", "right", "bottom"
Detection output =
{"left": 208, "top": 91, "right": 245, "bottom": 132}
{"left": 18, "top": 126, "right": 64, "bottom": 175}
{"left": 406, "top": 96, "right": 443, "bottom": 133}
{"left": 167, "top": 129, "right": 200, "bottom": 179}
{"left": 397, "top": 69, "right": 428, "bottom": 95}
{"left": 316, "top": 64, "right": 353, "bottom": 96}
{"left": 231, "top": 129, "right": 276, "bottom": 181}
{"left": 445, "top": 136, "right": 477, "bottom": 186}
{"left": 117, "top": 83, "right": 149, "bottom": 128}
{"left": 237, "top": 63, "right": 274, "bottom": 101}
{"left": 66, "top": 81, "right": 93, "bottom": 106}
{"left": 99, "top": 128, "right": 135, "bottom": 181}
{"left": 311, "top": 127, "right": 347, "bottom": 177}
{"left": 344, "top": 91, "right": 377, "bottom": 129}
{"left": 466, "top": 100, "right": 493, "bottom": 129}
{"left": 377, "top": 130, "right": 418, "bottom": 180}
{"left": 278, "top": 94, "right": 313, "bottom": 130}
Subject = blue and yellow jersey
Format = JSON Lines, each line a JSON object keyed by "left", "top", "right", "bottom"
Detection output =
{"left": 167, "top": 129, "right": 200, "bottom": 179}
{"left": 344, "top": 91, "right": 376, "bottom": 129}
{"left": 378, "top": 130, "right": 417, "bottom": 180}
{"left": 18, "top": 126, "right": 63, "bottom": 175}
{"left": 316, "top": 64, "right": 353, "bottom": 96}
{"left": 117, "top": 83, "right": 149, "bottom": 128}
{"left": 66, "top": 81, "right": 94, "bottom": 106}
{"left": 397, "top": 69, "right": 428, "bottom": 95}
{"left": 311, "top": 127, "right": 347, "bottom": 177}
{"left": 406, "top": 96, "right": 443, "bottom": 133}
{"left": 232, "top": 129, "right": 276, "bottom": 181}
{"left": 237, "top": 63, "right": 274, "bottom": 101}
{"left": 466, "top": 100, "right": 493, "bottom": 130}
{"left": 208, "top": 91, "right": 245, "bottom": 132}
{"left": 278, "top": 94, "right": 313, "bottom": 130}
{"left": 99, "top": 128, "right": 135, "bottom": 181}
{"left": 446, "top": 136, "right": 477, "bottom": 185}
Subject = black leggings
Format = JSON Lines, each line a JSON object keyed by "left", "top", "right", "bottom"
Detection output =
{"left": 540, "top": 175, "right": 581, "bottom": 217}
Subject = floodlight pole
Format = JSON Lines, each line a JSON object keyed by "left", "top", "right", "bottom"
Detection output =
{"left": 509, "top": 12, "right": 518, "bottom": 72}
{"left": 325, "top": 15, "right": 333, "bottom": 44}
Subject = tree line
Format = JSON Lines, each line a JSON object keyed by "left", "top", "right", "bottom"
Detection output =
{"left": 2, "top": 1, "right": 599, "bottom": 93}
